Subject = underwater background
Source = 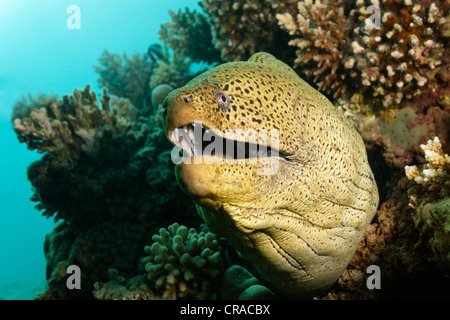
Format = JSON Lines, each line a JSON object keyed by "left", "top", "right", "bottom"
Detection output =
{"left": 0, "top": 0, "right": 198, "bottom": 299}
{"left": 0, "top": 0, "right": 449, "bottom": 300}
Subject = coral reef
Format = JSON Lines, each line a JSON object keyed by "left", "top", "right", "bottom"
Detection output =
{"left": 94, "top": 50, "right": 154, "bottom": 111}
{"left": 158, "top": 8, "right": 222, "bottom": 64}
{"left": 141, "top": 223, "right": 224, "bottom": 299}
{"left": 405, "top": 137, "right": 450, "bottom": 276}
{"left": 278, "top": 0, "right": 450, "bottom": 109}
{"left": 352, "top": 0, "right": 449, "bottom": 109}
{"left": 335, "top": 179, "right": 450, "bottom": 299}
{"left": 13, "top": 86, "right": 193, "bottom": 226}
{"left": 276, "top": 0, "right": 354, "bottom": 98}
{"left": 14, "top": 86, "right": 198, "bottom": 299}
{"left": 12, "top": 0, "right": 450, "bottom": 300}
{"left": 405, "top": 136, "right": 450, "bottom": 204}
{"left": 200, "top": 0, "right": 297, "bottom": 62}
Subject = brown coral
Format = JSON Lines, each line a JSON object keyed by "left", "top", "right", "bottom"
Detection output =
{"left": 350, "top": 0, "right": 449, "bottom": 109}
{"left": 337, "top": 179, "right": 450, "bottom": 299}
{"left": 200, "top": 0, "right": 296, "bottom": 62}
{"left": 277, "top": 0, "right": 449, "bottom": 110}
{"left": 277, "top": 0, "right": 353, "bottom": 98}
{"left": 13, "top": 86, "right": 138, "bottom": 166}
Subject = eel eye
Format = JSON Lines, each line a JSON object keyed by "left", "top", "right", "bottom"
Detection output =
{"left": 215, "top": 90, "right": 230, "bottom": 110}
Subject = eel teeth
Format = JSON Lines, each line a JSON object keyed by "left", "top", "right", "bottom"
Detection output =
{"left": 170, "top": 122, "right": 286, "bottom": 160}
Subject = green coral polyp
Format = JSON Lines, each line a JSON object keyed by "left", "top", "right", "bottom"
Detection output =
{"left": 142, "top": 223, "right": 223, "bottom": 299}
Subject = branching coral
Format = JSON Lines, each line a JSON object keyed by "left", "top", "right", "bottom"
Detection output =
{"left": 405, "top": 136, "right": 450, "bottom": 205}
{"left": 13, "top": 86, "right": 138, "bottom": 166}
{"left": 200, "top": 0, "right": 296, "bottom": 62}
{"left": 404, "top": 136, "right": 450, "bottom": 277}
{"left": 277, "top": 0, "right": 353, "bottom": 98}
{"left": 142, "top": 223, "right": 224, "bottom": 299}
{"left": 149, "top": 46, "right": 194, "bottom": 90}
{"left": 351, "top": 0, "right": 449, "bottom": 109}
{"left": 158, "top": 8, "right": 222, "bottom": 64}
{"left": 11, "top": 92, "right": 57, "bottom": 122}
{"left": 13, "top": 85, "right": 195, "bottom": 227}
{"left": 94, "top": 50, "right": 154, "bottom": 111}
{"left": 277, "top": 0, "right": 449, "bottom": 109}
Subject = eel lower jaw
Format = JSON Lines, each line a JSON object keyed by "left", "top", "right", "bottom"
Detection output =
{"left": 167, "top": 122, "right": 289, "bottom": 160}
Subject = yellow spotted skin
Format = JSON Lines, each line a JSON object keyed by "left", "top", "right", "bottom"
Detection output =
{"left": 163, "top": 53, "right": 379, "bottom": 297}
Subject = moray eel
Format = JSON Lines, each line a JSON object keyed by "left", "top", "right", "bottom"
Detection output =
{"left": 163, "top": 52, "right": 379, "bottom": 297}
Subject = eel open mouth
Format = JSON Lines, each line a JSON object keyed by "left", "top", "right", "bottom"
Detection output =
{"left": 168, "top": 122, "right": 287, "bottom": 160}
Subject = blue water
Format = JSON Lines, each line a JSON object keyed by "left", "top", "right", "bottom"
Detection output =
{"left": 0, "top": 0, "right": 198, "bottom": 299}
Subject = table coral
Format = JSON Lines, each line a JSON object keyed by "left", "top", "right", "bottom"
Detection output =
{"left": 142, "top": 223, "right": 224, "bottom": 299}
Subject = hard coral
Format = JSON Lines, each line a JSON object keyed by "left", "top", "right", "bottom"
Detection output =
{"left": 337, "top": 181, "right": 450, "bottom": 299}
{"left": 158, "top": 8, "right": 222, "bottom": 64}
{"left": 200, "top": 0, "right": 296, "bottom": 62}
{"left": 277, "top": 0, "right": 449, "bottom": 109}
{"left": 149, "top": 47, "right": 193, "bottom": 90}
{"left": 13, "top": 86, "right": 137, "bottom": 166}
{"left": 13, "top": 85, "right": 195, "bottom": 227}
{"left": 405, "top": 136, "right": 450, "bottom": 205}
{"left": 405, "top": 136, "right": 450, "bottom": 278}
{"left": 352, "top": 0, "right": 449, "bottom": 109}
{"left": 142, "top": 223, "right": 224, "bottom": 299}
{"left": 94, "top": 50, "right": 154, "bottom": 111}
{"left": 277, "top": 0, "right": 354, "bottom": 98}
